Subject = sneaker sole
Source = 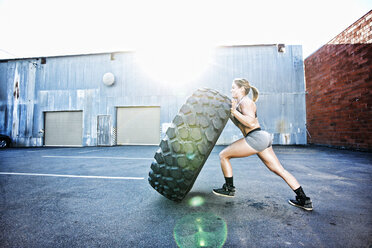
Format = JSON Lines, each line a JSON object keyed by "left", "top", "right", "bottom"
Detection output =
{"left": 288, "top": 200, "right": 313, "bottom": 211}
{"left": 212, "top": 190, "right": 235, "bottom": 198}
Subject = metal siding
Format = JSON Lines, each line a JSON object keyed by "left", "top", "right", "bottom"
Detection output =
{"left": 0, "top": 62, "right": 9, "bottom": 133}
{"left": 0, "top": 45, "right": 306, "bottom": 146}
{"left": 211, "top": 46, "right": 307, "bottom": 145}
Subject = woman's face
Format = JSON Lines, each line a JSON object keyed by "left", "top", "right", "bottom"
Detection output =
{"left": 231, "top": 82, "right": 244, "bottom": 99}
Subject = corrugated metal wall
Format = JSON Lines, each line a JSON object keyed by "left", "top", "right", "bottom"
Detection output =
{"left": 0, "top": 45, "right": 306, "bottom": 147}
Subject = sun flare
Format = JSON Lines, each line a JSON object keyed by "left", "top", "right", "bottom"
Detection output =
{"left": 135, "top": 42, "right": 214, "bottom": 86}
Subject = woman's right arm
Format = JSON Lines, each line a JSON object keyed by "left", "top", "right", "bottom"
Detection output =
{"left": 230, "top": 115, "right": 247, "bottom": 136}
{"left": 229, "top": 99, "right": 247, "bottom": 136}
{"left": 230, "top": 114, "right": 239, "bottom": 126}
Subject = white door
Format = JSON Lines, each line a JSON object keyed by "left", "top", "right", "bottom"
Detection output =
{"left": 116, "top": 107, "right": 160, "bottom": 145}
{"left": 97, "top": 115, "right": 111, "bottom": 146}
{"left": 44, "top": 111, "right": 83, "bottom": 146}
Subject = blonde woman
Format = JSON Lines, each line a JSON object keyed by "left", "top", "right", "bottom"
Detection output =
{"left": 212, "top": 78, "right": 313, "bottom": 211}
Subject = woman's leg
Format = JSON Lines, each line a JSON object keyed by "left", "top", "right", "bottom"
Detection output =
{"left": 213, "top": 138, "right": 258, "bottom": 197}
{"left": 257, "top": 146, "right": 300, "bottom": 190}
{"left": 219, "top": 138, "right": 258, "bottom": 177}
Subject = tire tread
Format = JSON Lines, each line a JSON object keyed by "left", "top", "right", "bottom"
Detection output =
{"left": 148, "top": 88, "right": 231, "bottom": 201}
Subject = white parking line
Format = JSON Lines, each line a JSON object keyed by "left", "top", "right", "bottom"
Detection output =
{"left": 78, "top": 149, "right": 101, "bottom": 154}
{"left": 27, "top": 148, "right": 67, "bottom": 153}
{"left": 0, "top": 172, "right": 144, "bottom": 180}
{"left": 42, "top": 156, "right": 153, "bottom": 160}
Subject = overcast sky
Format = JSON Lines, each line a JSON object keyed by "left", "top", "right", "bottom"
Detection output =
{"left": 0, "top": 0, "right": 371, "bottom": 60}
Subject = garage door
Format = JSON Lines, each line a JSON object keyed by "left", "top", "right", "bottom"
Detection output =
{"left": 44, "top": 111, "right": 83, "bottom": 146}
{"left": 116, "top": 107, "right": 160, "bottom": 145}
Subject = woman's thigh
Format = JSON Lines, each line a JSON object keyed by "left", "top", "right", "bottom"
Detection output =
{"left": 220, "top": 138, "right": 258, "bottom": 159}
{"left": 257, "top": 146, "right": 282, "bottom": 172}
{"left": 257, "top": 146, "right": 300, "bottom": 189}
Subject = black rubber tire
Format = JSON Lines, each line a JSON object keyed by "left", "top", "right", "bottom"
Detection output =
{"left": 148, "top": 88, "right": 231, "bottom": 202}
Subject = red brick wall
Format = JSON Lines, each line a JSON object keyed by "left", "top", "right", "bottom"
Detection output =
{"left": 305, "top": 10, "right": 372, "bottom": 151}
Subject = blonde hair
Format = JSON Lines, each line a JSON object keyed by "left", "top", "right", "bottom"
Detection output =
{"left": 233, "top": 78, "right": 259, "bottom": 102}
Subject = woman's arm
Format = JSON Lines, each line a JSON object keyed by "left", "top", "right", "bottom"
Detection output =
{"left": 229, "top": 99, "right": 249, "bottom": 135}
{"left": 231, "top": 100, "right": 257, "bottom": 128}
{"left": 229, "top": 114, "right": 240, "bottom": 126}
{"left": 229, "top": 99, "right": 242, "bottom": 126}
{"left": 230, "top": 115, "right": 245, "bottom": 133}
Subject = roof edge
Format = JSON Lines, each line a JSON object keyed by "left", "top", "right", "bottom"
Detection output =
{"left": 0, "top": 43, "right": 300, "bottom": 62}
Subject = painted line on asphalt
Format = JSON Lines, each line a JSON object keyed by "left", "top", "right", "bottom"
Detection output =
{"left": 42, "top": 155, "right": 153, "bottom": 160}
{"left": 27, "top": 148, "right": 67, "bottom": 153}
{"left": 78, "top": 149, "right": 102, "bottom": 154}
{"left": 0, "top": 172, "right": 144, "bottom": 180}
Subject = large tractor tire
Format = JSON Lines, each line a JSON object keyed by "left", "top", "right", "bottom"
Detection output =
{"left": 148, "top": 88, "right": 231, "bottom": 202}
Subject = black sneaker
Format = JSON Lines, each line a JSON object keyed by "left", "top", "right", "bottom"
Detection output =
{"left": 212, "top": 184, "right": 235, "bottom": 197}
{"left": 288, "top": 196, "right": 313, "bottom": 211}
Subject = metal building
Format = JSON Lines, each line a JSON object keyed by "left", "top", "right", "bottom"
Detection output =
{"left": 0, "top": 45, "right": 306, "bottom": 147}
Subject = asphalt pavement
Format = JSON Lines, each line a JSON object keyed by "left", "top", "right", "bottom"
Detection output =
{"left": 0, "top": 145, "right": 371, "bottom": 247}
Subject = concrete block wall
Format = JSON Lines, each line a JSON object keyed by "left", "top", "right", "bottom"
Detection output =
{"left": 305, "top": 10, "right": 372, "bottom": 151}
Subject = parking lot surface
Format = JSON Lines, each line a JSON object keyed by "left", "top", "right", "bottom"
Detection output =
{"left": 0, "top": 145, "right": 371, "bottom": 247}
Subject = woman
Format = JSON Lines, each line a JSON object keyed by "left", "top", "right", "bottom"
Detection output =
{"left": 212, "top": 78, "right": 313, "bottom": 211}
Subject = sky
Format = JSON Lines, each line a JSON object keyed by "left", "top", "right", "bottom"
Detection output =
{"left": 0, "top": 0, "right": 371, "bottom": 60}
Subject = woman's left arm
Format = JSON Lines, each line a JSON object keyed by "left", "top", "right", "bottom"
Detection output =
{"left": 231, "top": 101, "right": 257, "bottom": 128}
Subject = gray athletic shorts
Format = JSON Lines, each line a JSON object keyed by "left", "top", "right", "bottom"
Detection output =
{"left": 244, "top": 128, "right": 272, "bottom": 152}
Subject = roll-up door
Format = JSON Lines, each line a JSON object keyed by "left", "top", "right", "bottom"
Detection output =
{"left": 44, "top": 111, "right": 83, "bottom": 146}
{"left": 116, "top": 107, "right": 160, "bottom": 145}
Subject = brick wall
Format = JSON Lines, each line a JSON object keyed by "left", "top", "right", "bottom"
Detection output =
{"left": 305, "top": 10, "right": 372, "bottom": 151}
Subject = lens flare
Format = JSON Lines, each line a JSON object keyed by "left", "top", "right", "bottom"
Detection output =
{"left": 174, "top": 212, "right": 227, "bottom": 248}
{"left": 189, "top": 196, "right": 205, "bottom": 207}
{"left": 186, "top": 153, "right": 196, "bottom": 160}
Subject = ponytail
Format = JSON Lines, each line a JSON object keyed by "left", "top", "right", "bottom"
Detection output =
{"left": 250, "top": 85, "right": 259, "bottom": 102}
